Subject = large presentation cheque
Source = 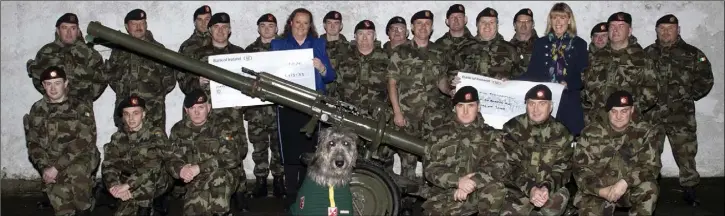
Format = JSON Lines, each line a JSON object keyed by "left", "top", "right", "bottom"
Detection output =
{"left": 455, "top": 72, "right": 565, "bottom": 129}
{"left": 208, "top": 48, "right": 315, "bottom": 108}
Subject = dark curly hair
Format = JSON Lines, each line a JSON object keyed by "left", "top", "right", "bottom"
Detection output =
{"left": 282, "top": 8, "right": 319, "bottom": 38}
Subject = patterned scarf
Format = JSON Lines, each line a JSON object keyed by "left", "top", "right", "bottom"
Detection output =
{"left": 547, "top": 32, "right": 574, "bottom": 83}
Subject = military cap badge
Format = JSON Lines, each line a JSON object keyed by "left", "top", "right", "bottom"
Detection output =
{"left": 425, "top": 11, "right": 430, "bottom": 17}
{"left": 527, "top": 9, "right": 532, "bottom": 15}
{"left": 140, "top": 12, "right": 145, "bottom": 18}
{"left": 205, "top": 6, "right": 210, "bottom": 13}
{"left": 397, "top": 17, "right": 403, "bottom": 22}
{"left": 131, "top": 98, "right": 138, "bottom": 105}
{"left": 268, "top": 14, "right": 274, "bottom": 21}
{"left": 197, "top": 96, "right": 205, "bottom": 102}
{"left": 537, "top": 90, "right": 545, "bottom": 98}
{"left": 465, "top": 93, "right": 472, "bottom": 101}
{"left": 221, "top": 14, "right": 226, "bottom": 21}
{"left": 620, "top": 96, "right": 628, "bottom": 105}
{"left": 617, "top": 14, "right": 624, "bottom": 20}
{"left": 69, "top": 15, "right": 76, "bottom": 22}
{"left": 49, "top": 71, "right": 58, "bottom": 78}
{"left": 459, "top": 5, "right": 464, "bottom": 11}
{"left": 334, "top": 12, "right": 339, "bottom": 19}
{"left": 699, "top": 57, "right": 707, "bottom": 62}
{"left": 490, "top": 10, "right": 496, "bottom": 16}
{"left": 601, "top": 25, "right": 606, "bottom": 30}
{"left": 670, "top": 16, "right": 676, "bottom": 22}
{"left": 364, "top": 20, "right": 370, "bottom": 27}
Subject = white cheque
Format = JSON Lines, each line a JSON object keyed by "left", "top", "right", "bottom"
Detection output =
{"left": 455, "top": 72, "right": 565, "bottom": 129}
{"left": 207, "top": 48, "right": 315, "bottom": 108}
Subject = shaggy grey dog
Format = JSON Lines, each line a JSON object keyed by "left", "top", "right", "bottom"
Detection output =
{"left": 307, "top": 127, "right": 359, "bottom": 187}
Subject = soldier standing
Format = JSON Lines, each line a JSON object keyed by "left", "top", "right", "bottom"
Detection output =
{"left": 434, "top": 4, "right": 475, "bottom": 54}
{"left": 510, "top": 8, "right": 539, "bottom": 69}
{"left": 382, "top": 16, "right": 409, "bottom": 55}
{"left": 105, "top": 9, "right": 177, "bottom": 130}
{"left": 589, "top": 22, "right": 608, "bottom": 55}
{"left": 644, "top": 14, "right": 714, "bottom": 206}
{"left": 178, "top": 5, "right": 212, "bottom": 55}
{"left": 321, "top": 10, "right": 348, "bottom": 97}
{"left": 26, "top": 13, "right": 106, "bottom": 103}
{"left": 245, "top": 13, "right": 286, "bottom": 199}
{"left": 500, "top": 85, "right": 574, "bottom": 216}
{"left": 573, "top": 90, "right": 663, "bottom": 216}
{"left": 24, "top": 67, "right": 100, "bottom": 216}
{"left": 167, "top": 90, "right": 246, "bottom": 216}
{"left": 581, "top": 12, "right": 659, "bottom": 125}
{"left": 102, "top": 96, "right": 172, "bottom": 216}
{"left": 422, "top": 86, "right": 508, "bottom": 216}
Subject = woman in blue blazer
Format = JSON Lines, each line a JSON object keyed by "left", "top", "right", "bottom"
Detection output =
{"left": 269, "top": 8, "right": 336, "bottom": 206}
{"left": 518, "top": 3, "right": 587, "bottom": 136}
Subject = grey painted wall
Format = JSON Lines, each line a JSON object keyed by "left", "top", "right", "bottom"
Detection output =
{"left": 2, "top": 1, "right": 723, "bottom": 180}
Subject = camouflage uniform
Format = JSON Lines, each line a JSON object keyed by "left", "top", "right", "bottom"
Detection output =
{"left": 105, "top": 30, "right": 177, "bottom": 130}
{"left": 244, "top": 37, "right": 284, "bottom": 179}
{"left": 179, "top": 29, "right": 212, "bottom": 55}
{"left": 573, "top": 120, "right": 664, "bottom": 216}
{"left": 453, "top": 33, "right": 526, "bottom": 80}
{"left": 387, "top": 40, "right": 449, "bottom": 181}
{"left": 500, "top": 114, "right": 574, "bottom": 216}
{"left": 321, "top": 33, "right": 349, "bottom": 97}
{"left": 24, "top": 97, "right": 100, "bottom": 216}
{"left": 422, "top": 115, "right": 508, "bottom": 216}
{"left": 382, "top": 39, "right": 409, "bottom": 56}
{"left": 644, "top": 36, "right": 713, "bottom": 187}
{"left": 434, "top": 27, "right": 475, "bottom": 55}
{"left": 167, "top": 115, "right": 246, "bottom": 215}
{"left": 509, "top": 29, "right": 539, "bottom": 70}
{"left": 26, "top": 33, "right": 106, "bottom": 102}
{"left": 581, "top": 36, "right": 659, "bottom": 125}
{"left": 102, "top": 123, "right": 172, "bottom": 215}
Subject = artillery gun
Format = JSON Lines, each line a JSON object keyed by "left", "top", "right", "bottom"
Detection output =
{"left": 87, "top": 21, "right": 427, "bottom": 215}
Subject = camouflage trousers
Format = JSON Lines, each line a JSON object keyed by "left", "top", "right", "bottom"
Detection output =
{"left": 112, "top": 168, "right": 172, "bottom": 216}
{"left": 115, "top": 96, "right": 166, "bottom": 130}
{"left": 575, "top": 181, "right": 659, "bottom": 216}
{"left": 421, "top": 182, "right": 506, "bottom": 216}
{"left": 183, "top": 169, "right": 238, "bottom": 216}
{"left": 396, "top": 108, "right": 450, "bottom": 181}
{"left": 657, "top": 108, "right": 700, "bottom": 187}
{"left": 42, "top": 157, "right": 99, "bottom": 216}
{"left": 501, "top": 187, "right": 570, "bottom": 216}
{"left": 245, "top": 105, "right": 283, "bottom": 177}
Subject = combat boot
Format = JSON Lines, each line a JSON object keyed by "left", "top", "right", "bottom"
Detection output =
{"left": 252, "top": 176, "right": 268, "bottom": 198}
{"left": 683, "top": 186, "right": 700, "bottom": 206}
{"left": 273, "top": 175, "right": 286, "bottom": 198}
{"left": 233, "top": 191, "right": 250, "bottom": 212}
{"left": 136, "top": 207, "right": 152, "bottom": 216}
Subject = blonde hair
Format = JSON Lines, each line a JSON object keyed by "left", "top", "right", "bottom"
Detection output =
{"left": 544, "top": 2, "right": 577, "bottom": 36}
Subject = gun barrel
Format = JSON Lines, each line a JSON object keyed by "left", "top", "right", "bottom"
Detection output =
{"left": 86, "top": 21, "right": 425, "bottom": 156}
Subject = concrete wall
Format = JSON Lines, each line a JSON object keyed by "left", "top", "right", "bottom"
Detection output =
{"left": 2, "top": 1, "right": 723, "bottom": 180}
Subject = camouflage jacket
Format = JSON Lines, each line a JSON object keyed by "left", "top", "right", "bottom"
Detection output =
{"left": 26, "top": 33, "right": 106, "bottom": 102}
{"left": 24, "top": 97, "right": 99, "bottom": 172}
{"left": 178, "top": 29, "right": 211, "bottom": 54}
{"left": 178, "top": 43, "right": 245, "bottom": 96}
{"left": 452, "top": 33, "right": 525, "bottom": 80}
{"left": 347, "top": 39, "right": 382, "bottom": 49}
{"left": 102, "top": 124, "right": 168, "bottom": 188}
{"left": 244, "top": 36, "right": 276, "bottom": 52}
{"left": 509, "top": 29, "right": 539, "bottom": 69}
{"left": 167, "top": 116, "right": 246, "bottom": 179}
{"left": 581, "top": 36, "right": 660, "bottom": 119}
{"left": 387, "top": 40, "right": 448, "bottom": 117}
{"left": 333, "top": 43, "right": 389, "bottom": 114}
{"left": 105, "top": 30, "right": 177, "bottom": 100}
{"left": 588, "top": 42, "right": 603, "bottom": 57}
{"left": 434, "top": 27, "right": 475, "bottom": 54}
{"left": 321, "top": 33, "right": 349, "bottom": 70}
{"left": 423, "top": 116, "right": 509, "bottom": 194}
{"left": 644, "top": 37, "right": 714, "bottom": 105}
{"left": 502, "top": 114, "right": 574, "bottom": 196}
{"left": 573, "top": 120, "right": 663, "bottom": 196}
{"left": 383, "top": 40, "right": 409, "bottom": 56}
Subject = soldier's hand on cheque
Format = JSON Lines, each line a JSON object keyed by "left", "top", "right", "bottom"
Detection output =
{"left": 42, "top": 167, "right": 58, "bottom": 184}
{"left": 199, "top": 77, "right": 210, "bottom": 85}
{"left": 393, "top": 113, "right": 407, "bottom": 127}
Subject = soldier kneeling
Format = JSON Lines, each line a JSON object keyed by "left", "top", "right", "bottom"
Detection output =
{"left": 421, "top": 86, "right": 508, "bottom": 216}
{"left": 167, "top": 90, "right": 245, "bottom": 216}
{"left": 500, "top": 84, "right": 575, "bottom": 216}
{"left": 102, "top": 95, "right": 172, "bottom": 216}
{"left": 573, "top": 90, "right": 663, "bottom": 216}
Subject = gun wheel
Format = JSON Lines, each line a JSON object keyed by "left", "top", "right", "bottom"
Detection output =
{"left": 350, "top": 160, "right": 401, "bottom": 216}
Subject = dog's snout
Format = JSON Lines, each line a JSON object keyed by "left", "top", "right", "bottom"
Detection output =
{"left": 335, "top": 160, "right": 345, "bottom": 167}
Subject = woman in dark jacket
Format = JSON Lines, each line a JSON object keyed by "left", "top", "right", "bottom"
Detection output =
{"left": 518, "top": 2, "right": 587, "bottom": 136}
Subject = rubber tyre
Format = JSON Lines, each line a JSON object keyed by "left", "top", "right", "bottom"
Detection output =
{"left": 350, "top": 159, "right": 401, "bottom": 216}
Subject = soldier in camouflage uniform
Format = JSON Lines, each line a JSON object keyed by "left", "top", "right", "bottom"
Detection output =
{"left": 589, "top": 22, "right": 608, "bottom": 55}
{"left": 102, "top": 96, "right": 172, "bottom": 216}
{"left": 24, "top": 67, "right": 100, "bottom": 216}
{"left": 434, "top": 4, "right": 475, "bottom": 55}
{"left": 26, "top": 13, "right": 106, "bottom": 103}
{"left": 510, "top": 8, "right": 539, "bottom": 69}
{"left": 244, "top": 13, "right": 286, "bottom": 199}
{"left": 449, "top": 7, "right": 525, "bottom": 90}
{"left": 644, "top": 14, "right": 714, "bottom": 206}
{"left": 320, "top": 10, "right": 348, "bottom": 97}
{"left": 382, "top": 16, "right": 409, "bottom": 55}
{"left": 573, "top": 90, "right": 664, "bottom": 216}
{"left": 167, "top": 90, "right": 246, "bottom": 216}
{"left": 581, "top": 12, "right": 659, "bottom": 125}
{"left": 105, "top": 9, "right": 177, "bottom": 130}
{"left": 500, "top": 85, "right": 574, "bottom": 216}
{"left": 422, "top": 86, "right": 508, "bottom": 216}
{"left": 387, "top": 10, "right": 450, "bottom": 183}
{"left": 176, "top": 5, "right": 213, "bottom": 118}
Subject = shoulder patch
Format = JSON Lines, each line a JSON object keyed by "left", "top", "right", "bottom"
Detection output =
{"left": 299, "top": 196, "right": 305, "bottom": 209}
